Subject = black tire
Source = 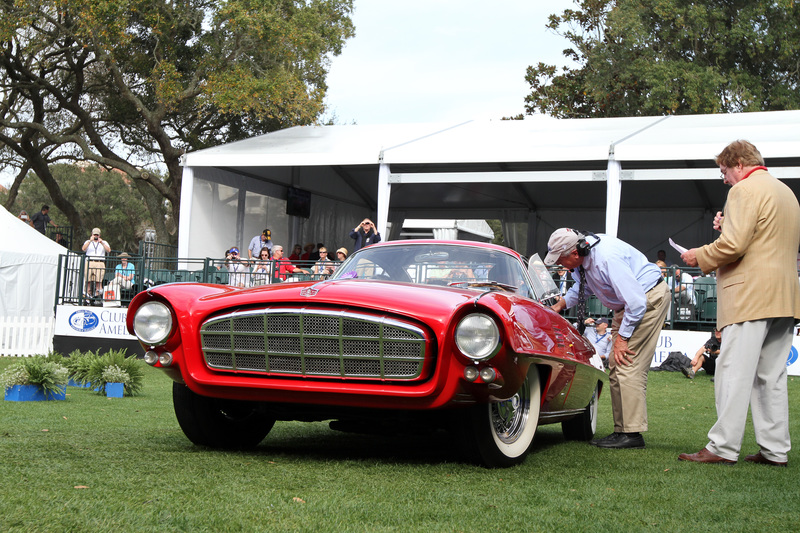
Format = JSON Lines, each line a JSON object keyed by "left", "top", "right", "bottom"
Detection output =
{"left": 460, "top": 365, "right": 541, "bottom": 468}
{"left": 172, "top": 382, "right": 275, "bottom": 449}
{"left": 561, "top": 383, "right": 599, "bottom": 441}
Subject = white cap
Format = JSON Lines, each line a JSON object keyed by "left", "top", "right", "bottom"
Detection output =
{"left": 543, "top": 228, "right": 581, "bottom": 265}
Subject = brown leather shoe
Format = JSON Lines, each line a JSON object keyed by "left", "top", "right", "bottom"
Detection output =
{"left": 744, "top": 452, "right": 787, "bottom": 467}
{"left": 678, "top": 447, "right": 736, "bottom": 465}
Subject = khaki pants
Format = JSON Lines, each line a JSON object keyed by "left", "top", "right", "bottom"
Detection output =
{"left": 86, "top": 260, "right": 106, "bottom": 282}
{"left": 608, "top": 282, "right": 670, "bottom": 433}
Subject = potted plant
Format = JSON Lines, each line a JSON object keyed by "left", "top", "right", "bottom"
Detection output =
{"left": 101, "top": 365, "right": 129, "bottom": 398}
{"left": 85, "top": 349, "right": 144, "bottom": 397}
{"left": 1, "top": 355, "right": 69, "bottom": 401}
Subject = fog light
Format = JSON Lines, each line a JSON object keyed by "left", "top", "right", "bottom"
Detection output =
{"left": 144, "top": 351, "right": 158, "bottom": 365}
{"left": 479, "top": 367, "right": 497, "bottom": 383}
{"left": 464, "top": 366, "right": 479, "bottom": 382}
{"left": 158, "top": 352, "right": 174, "bottom": 366}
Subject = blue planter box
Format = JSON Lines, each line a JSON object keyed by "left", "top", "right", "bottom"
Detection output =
{"left": 68, "top": 379, "right": 92, "bottom": 388}
{"left": 106, "top": 382, "right": 124, "bottom": 398}
{"left": 4, "top": 384, "right": 67, "bottom": 402}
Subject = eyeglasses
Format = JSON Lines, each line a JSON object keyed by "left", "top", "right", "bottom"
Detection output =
{"left": 719, "top": 167, "right": 728, "bottom": 180}
{"left": 319, "top": 251, "right": 327, "bottom": 254}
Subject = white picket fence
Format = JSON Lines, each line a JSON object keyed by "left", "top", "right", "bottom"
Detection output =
{"left": 0, "top": 316, "right": 55, "bottom": 357}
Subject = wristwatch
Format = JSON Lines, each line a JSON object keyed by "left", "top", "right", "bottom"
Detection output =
{"left": 619, "top": 334, "right": 630, "bottom": 341}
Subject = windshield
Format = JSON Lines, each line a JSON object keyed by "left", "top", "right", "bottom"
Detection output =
{"left": 330, "top": 243, "right": 537, "bottom": 299}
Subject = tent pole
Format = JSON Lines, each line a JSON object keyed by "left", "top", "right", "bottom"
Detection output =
{"left": 377, "top": 161, "right": 391, "bottom": 239}
{"left": 606, "top": 152, "right": 621, "bottom": 238}
{"left": 178, "top": 165, "right": 195, "bottom": 258}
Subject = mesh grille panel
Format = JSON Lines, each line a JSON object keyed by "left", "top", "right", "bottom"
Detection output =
{"left": 200, "top": 308, "right": 429, "bottom": 381}
{"left": 234, "top": 316, "right": 264, "bottom": 333}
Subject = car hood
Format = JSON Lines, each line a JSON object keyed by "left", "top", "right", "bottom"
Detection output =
{"left": 148, "top": 279, "right": 477, "bottom": 323}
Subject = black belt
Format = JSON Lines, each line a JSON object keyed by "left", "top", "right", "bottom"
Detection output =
{"left": 647, "top": 277, "right": 664, "bottom": 292}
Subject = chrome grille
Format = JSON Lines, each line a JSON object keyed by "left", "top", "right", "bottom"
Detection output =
{"left": 200, "top": 308, "right": 430, "bottom": 380}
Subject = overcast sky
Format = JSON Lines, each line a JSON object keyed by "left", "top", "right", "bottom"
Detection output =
{"left": 323, "top": 0, "right": 576, "bottom": 125}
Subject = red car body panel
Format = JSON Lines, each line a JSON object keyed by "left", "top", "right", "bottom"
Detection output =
{"left": 127, "top": 240, "right": 605, "bottom": 419}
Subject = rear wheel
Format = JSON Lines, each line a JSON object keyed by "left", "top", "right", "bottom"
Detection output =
{"left": 561, "top": 383, "right": 599, "bottom": 440}
{"left": 172, "top": 382, "right": 275, "bottom": 449}
{"left": 460, "top": 366, "right": 541, "bottom": 468}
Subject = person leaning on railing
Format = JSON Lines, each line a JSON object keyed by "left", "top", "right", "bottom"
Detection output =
{"left": 312, "top": 247, "right": 336, "bottom": 277}
{"left": 251, "top": 247, "right": 272, "bottom": 286}
{"left": 272, "top": 245, "right": 310, "bottom": 281}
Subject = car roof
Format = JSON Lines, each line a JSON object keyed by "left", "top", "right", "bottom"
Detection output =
{"left": 365, "top": 239, "right": 523, "bottom": 260}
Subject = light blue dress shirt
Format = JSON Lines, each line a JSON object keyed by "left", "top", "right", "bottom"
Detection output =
{"left": 563, "top": 234, "right": 662, "bottom": 338}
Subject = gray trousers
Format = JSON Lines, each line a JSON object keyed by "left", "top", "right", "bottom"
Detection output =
{"left": 706, "top": 317, "right": 793, "bottom": 462}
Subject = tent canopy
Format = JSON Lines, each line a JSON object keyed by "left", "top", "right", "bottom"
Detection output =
{"left": 179, "top": 110, "right": 800, "bottom": 262}
{"left": 0, "top": 206, "right": 68, "bottom": 317}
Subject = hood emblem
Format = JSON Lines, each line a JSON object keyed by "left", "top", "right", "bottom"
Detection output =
{"left": 300, "top": 280, "right": 331, "bottom": 297}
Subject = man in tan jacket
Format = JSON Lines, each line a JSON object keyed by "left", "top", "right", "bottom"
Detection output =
{"left": 678, "top": 140, "right": 800, "bottom": 466}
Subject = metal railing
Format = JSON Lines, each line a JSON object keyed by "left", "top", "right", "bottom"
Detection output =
{"left": 45, "top": 225, "right": 75, "bottom": 251}
{"left": 55, "top": 250, "right": 330, "bottom": 309}
{"left": 549, "top": 265, "right": 717, "bottom": 332}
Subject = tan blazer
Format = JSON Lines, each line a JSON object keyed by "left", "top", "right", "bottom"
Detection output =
{"left": 696, "top": 170, "right": 800, "bottom": 329}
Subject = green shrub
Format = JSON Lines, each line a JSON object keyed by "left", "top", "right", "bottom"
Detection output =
{"left": 0, "top": 355, "right": 69, "bottom": 396}
{"left": 86, "top": 349, "right": 144, "bottom": 396}
{"left": 64, "top": 349, "right": 100, "bottom": 386}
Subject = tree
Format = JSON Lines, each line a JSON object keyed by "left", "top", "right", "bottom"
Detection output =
{"left": 0, "top": 0, "right": 355, "bottom": 244}
{"left": 525, "top": 0, "right": 800, "bottom": 118}
{"left": 0, "top": 164, "right": 156, "bottom": 252}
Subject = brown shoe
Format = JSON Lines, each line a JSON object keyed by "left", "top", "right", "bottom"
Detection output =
{"left": 744, "top": 452, "right": 787, "bottom": 467}
{"left": 678, "top": 447, "right": 736, "bottom": 465}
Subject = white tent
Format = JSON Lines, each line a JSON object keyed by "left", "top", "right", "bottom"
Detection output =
{"left": 179, "top": 110, "right": 800, "bottom": 262}
{"left": 0, "top": 205, "right": 68, "bottom": 318}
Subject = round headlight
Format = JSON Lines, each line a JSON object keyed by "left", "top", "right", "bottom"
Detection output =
{"left": 133, "top": 301, "right": 173, "bottom": 346}
{"left": 455, "top": 313, "right": 500, "bottom": 361}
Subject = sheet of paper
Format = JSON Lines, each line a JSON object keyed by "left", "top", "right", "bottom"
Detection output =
{"left": 669, "top": 237, "right": 688, "bottom": 254}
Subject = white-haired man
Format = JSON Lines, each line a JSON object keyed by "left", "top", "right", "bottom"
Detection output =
{"left": 545, "top": 228, "right": 669, "bottom": 449}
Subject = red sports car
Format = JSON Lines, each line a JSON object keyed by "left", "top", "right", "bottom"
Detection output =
{"left": 127, "top": 240, "right": 607, "bottom": 467}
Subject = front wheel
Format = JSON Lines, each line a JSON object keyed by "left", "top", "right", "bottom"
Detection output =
{"left": 172, "top": 383, "right": 276, "bottom": 449}
{"left": 561, "top": 383, "right": 599, "bottom": 440}
{"left": 459, "top": 365, "right": 541, "bottom": 468}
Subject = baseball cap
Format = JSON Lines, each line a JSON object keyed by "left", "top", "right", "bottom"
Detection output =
{"left": 596, "top": 317, "right": 609, "bottom": 325}
{"left": 230, "top": 247, "right": 240, "bottom": 254}
{"left": 543, "top": 228, "right": 581, "bottom": 266}
{"left": 92, "top": 227, "right": 101, "bottom": 235}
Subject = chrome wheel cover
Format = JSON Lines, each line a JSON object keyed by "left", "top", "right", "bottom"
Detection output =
{"left": 490, "top": 376, "right": 531, "bottom": 444}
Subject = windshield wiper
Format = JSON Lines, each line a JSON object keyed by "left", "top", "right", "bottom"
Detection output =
{"left": 448, "top": 280, "right": 518, "bottom": 292}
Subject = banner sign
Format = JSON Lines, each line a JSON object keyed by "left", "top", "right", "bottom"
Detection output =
{"left": 650, "top": 329, "right": 800, "bottom": 376}
{"left": 54, "top": 305, "right": 136, "bottom": 340}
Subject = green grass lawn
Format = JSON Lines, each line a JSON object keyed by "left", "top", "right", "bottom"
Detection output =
{"left": 1, "top": 358, "right": 798, "bottom": 532}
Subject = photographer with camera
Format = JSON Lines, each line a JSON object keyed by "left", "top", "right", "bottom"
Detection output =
{"left": 349, "top": 218, "right": 381, "bottom": 251}
{"left": 224, "top": 247, "right": 250, "bottom": 287}
{"left": 81, "top": 227, "right": 111, "bottom": 301}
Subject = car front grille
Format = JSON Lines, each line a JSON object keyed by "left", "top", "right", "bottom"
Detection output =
{"left": 200, "top": 307, "right": 431, "bottom": 381}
